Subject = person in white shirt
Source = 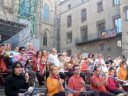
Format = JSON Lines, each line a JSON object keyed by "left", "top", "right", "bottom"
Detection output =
{"left": 56, "top": 54, "right": 74, "bottom": 80}
{"left": 48, "top": 48, "right": 58, "bottom": 66}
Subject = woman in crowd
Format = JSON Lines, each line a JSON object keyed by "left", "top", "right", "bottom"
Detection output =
{"left": 33, "top": 51, "right": 46, "bottom": 87}
{"left": 47, "top": 65, "right": 65, "bottom": 96}
{"left": 68, "top": 56, "right": 75, "bottom": 72}
{"left": 25, "top": 58, "right": 36, "bottom": 86}
{"left": 4, "top": 62, "right": 29, "bottom": 96}
{"left": 42, "top": 50, "right": 49, "bottom": 70}
{"left": 117, "top": 61, "right": 127, "bottom": 80}
{"left": 88, "top": 53, "right": 94, "bottom": 67}
{"left": 5, "top": 43, "right": 11, "bottom": 55}
{"left": 14, "top": 46, "right": 29, "bottom": 66}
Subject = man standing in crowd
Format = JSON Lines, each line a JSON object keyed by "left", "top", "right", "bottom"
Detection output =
{"left": 68, "top": 65, "right": 100, "bottom": 96}
{"left": 25, "top": 43, "right": 37, "bottom": 61}
{"left": 90, "top": 66, "right": 114, "bottom": 96}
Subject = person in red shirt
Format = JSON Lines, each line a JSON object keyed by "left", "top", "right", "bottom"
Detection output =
{"left": 68, "top": 65, "right": 100, "bottom": 96}
{"left": 0, "top": 44, "right": 12, "bottom": 85}
{"left": 25, "top": 43, "right": 37, "bottom": 61}
{"left": 32, "top": 51, "right": 46, "bottom": 87}
{"left": 80, "top": 57, "right": 91, "bottom": 84}
{"left": 107, "top": 67, "right": 124, "bottom": 95}
{"left": 90, "top": 66, "right": 115, "bottom": 96}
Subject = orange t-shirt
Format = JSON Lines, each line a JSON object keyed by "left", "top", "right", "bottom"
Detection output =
{"left": 47, "top": 77, "right": 64, "bottom": 96}
{"left": 118, "top": 67, "right": 127, "bottom": 80}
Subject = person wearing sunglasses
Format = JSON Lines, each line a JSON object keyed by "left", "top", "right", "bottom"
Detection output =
{"left": 4, "top": 62, "right": 29, "bottom": 96}
{"left": 14, "top": 46, "right": 29, "bottom": 66}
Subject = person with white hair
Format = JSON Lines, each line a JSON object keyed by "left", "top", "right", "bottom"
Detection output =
{"left": 47, "top": 48, "right": 58, "bottom": 66}
{"left": 25, "top": 43, "right": 37, "bottom": 61}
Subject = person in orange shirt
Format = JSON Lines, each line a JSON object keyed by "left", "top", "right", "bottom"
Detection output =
{"left": 47, "top": 66, "right": 65, "bottom": 96}
{"left": 117, "top": 61, "right": 127, "bottom": 80}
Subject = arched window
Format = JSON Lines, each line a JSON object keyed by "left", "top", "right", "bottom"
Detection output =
{"left": 43, "top": 32, "right": 47, "bottom": 46}
{"left": 43, "top": 3, "right": 49, "bottom": 21}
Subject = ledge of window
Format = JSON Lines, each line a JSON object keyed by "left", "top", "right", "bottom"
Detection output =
{"left": 81, "top": 19, "right": 87, "bottom": 23}
{"left": 67, "top": 42, "right": 72, "bottom": 44}
{"left": 97, "top": 10, "right": 104, "bottom": 13}
{"left": 76, "top": 32, "right": 122, "bottom": 46}
{"left": 113, "top": 4, "right": 120, "bottom": 7}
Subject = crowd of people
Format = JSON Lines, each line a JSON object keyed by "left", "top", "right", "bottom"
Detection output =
{"left": 0, "top": 42, "right": 128, "bottom": 96}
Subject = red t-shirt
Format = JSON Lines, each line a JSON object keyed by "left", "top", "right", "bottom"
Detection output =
{"left": 107, "top": 77, "right": 118, "bottom": 91}
{"left": 0, "top": 58, "right": 7, "bottom": 72}
{"left": 90, "top": 74, "right": 107, "bottom": 92}
{"left": 80, "top": 61, "right": 88, "bottom": 72}
{"left": 32, "top": 58, "right": 46, "bottom": 72}
{"left": 68, "top": 75, "right": 84, "bottom": 96}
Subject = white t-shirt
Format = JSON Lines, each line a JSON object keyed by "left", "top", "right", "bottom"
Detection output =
{"left": 55, "top": 59, "right": 65, "bottom": 73}
{"left": 48, "top": 54, "right": 58, "bottom": 65}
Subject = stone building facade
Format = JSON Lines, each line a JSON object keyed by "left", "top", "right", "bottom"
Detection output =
{"left": 0, "top": 0, "right": 61, "bottom": 51}
{"left": 60, "top": 0, "right": 122, "bottom": 59}
{"left": 120, "top": 0, "right": 128, "bottom": 58}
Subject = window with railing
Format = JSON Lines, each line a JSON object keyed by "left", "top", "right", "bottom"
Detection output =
{"left": 98, "top": 22, "right": 105, "bottom": 38}
{"left": 114, "top": 18, "right": 122, "bottom": 33}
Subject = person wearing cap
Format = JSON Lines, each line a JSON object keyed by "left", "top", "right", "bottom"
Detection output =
{"left": 4, "top": 62, "right": 29, "bottom": 96}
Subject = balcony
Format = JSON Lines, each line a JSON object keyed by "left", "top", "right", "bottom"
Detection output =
{"left": 75, "top": 29, "right": 122, "bottom": 45}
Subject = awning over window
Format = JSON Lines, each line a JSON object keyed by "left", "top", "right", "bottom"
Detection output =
{"left": 0, "top": 19, "right": 27, "bottom": 43}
